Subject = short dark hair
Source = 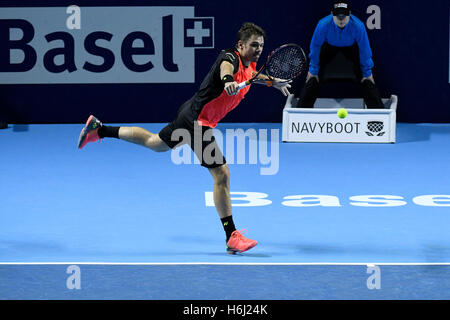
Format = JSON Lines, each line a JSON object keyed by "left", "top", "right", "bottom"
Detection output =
{"left": 237, "top": 22, "right": 266, "bottom": 43}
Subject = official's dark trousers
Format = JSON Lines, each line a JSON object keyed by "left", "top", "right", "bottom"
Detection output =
{"left": 297, "top": 43, "right": 384, "bottom": 109}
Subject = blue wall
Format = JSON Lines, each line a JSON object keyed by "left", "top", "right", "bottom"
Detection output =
{"left": 0, "top": 0, "right": 449, "bottom": 124}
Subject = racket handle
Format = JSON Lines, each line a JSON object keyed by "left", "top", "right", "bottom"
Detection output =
{"left": 237, "top": 80, "right": 251, "bottom": 91}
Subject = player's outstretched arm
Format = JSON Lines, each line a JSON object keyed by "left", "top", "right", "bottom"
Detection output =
{"left": 271, "top": 78, "right": 292, "bottom": 96}
{"left": 253, "top": 73, "right": 292, "bottom": 96}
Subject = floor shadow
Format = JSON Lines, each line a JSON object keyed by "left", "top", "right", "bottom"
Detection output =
{"left": 12, "top": 124, "right": 29, "bottom": 132}
{"left": 396, "top": 123, "right": 450, "bottom": 144}
{"left": 206, "top": 252, "right": 272, "bottom": 258}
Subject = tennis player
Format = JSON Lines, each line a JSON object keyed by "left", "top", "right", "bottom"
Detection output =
{"left": 296, "top": 0, "right": 384, "bottom": 109}
{"left": 77, "top": 22, "right": 290, "bottom": 254}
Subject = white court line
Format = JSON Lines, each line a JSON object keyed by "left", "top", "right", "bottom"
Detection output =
{"left": 0, "top": 262, "right": 450, "bottom": 266}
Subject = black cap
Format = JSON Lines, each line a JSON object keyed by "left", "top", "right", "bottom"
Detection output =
{"left": 332, "top": 1, "right": 350, "bottom": 16}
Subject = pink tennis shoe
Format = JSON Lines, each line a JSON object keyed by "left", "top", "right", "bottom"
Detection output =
{"left": 77, "top": 115, "right": 102, "bottom": 149}
{"left": 226, "top": 230, "right": 258, "bottom": 254}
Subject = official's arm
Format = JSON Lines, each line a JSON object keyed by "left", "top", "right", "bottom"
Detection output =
{"left": 356, "top": 24, "right": 375, "bottom": 82}
{"left": 308, "top": 21, "right": 326, "bottom": 82}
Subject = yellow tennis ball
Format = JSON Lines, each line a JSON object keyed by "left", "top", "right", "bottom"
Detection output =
{"left": 337, "top": 108, "right": 348, "bottom": 119}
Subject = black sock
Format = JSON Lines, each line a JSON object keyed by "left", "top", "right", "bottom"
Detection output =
{"left": 98, "top": 125, "right": 120, "bottom": 139}
{"left": 221, "top": 216, "right": 236, "bottom": 242}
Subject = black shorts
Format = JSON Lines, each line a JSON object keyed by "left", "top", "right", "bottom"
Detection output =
{"left": 158, "top": 101, "right": 226, "bottom": 169}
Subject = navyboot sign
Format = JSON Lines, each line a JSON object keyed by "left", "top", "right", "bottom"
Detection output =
{"left": 282, "top": 97, "right": 398, "bottom": 143}
{"left": 0, "top": 6, "right": 214, "bottom": 84}
{"left": 283, "top": 110, "right": 396, "bottom": 143}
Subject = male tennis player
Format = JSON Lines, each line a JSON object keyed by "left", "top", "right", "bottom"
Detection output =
{"left": 77, "top": 22, "right": 290, "bottom": 254}
{"left": 296, "top": 0, "right": 384, "bottom": 108}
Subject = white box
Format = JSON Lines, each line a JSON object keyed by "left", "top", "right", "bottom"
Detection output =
{"left": 282, "top": 95, "right": 397, "bottom": 143}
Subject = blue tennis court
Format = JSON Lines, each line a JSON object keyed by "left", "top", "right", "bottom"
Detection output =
{"left": 1, "top": 122, "right": 450, "bottom": 300}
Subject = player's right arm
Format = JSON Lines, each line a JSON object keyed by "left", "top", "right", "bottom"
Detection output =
{"left": 220, "top": 61, "right": 238, "bottom": 96}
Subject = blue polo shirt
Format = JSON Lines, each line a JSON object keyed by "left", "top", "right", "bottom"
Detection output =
{"left": 308, "top": 14, "right": 374, "bottom": 78}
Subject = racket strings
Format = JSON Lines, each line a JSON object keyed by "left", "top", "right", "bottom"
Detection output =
{"left": 266, "top": 46, "right": 307, "bottom": 80}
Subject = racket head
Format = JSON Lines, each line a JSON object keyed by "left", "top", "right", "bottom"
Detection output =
{"left": 264, "top": 44, "right": 307, "bottom": 81}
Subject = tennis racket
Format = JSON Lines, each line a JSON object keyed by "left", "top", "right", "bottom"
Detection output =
{"left": 237, "top": 43, "right": 307, "bottom": 91}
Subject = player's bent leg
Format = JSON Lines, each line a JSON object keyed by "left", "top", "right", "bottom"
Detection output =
{"left": 147, "top": 133, "right": 171, "bottom": 152}
{"left": 77, "top": 115, "right": 171, "bottom": 152}
{"left": 118, "top": 127, "right": 170, "bottom": 152}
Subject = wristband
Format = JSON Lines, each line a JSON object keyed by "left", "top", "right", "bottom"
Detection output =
{"left": 221, "top": 75, "right": 234, "bottom": 85}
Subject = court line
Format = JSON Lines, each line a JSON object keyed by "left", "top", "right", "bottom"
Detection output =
{"left": 1, "top": 262, "right": 449, "bottom": 266}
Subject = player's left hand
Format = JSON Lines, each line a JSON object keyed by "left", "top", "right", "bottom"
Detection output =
{"left": 271, "top": 78, "right": 292, "bottom": 96}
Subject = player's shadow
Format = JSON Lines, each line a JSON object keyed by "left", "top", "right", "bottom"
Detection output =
{"left": 288, "top": 242, "right": 449, "bottom": 262}
{"left": 207, "top": 252, "right": 272, "bottom": 258}
{"left": 260, "top": 241, "right": 408, "bottom": 259}
{"left": 170, "top": 235, "right": 272, "bottom": 258}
